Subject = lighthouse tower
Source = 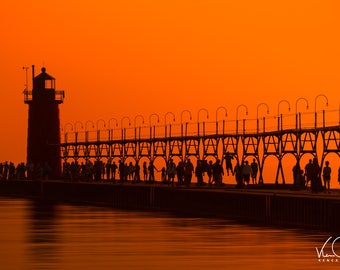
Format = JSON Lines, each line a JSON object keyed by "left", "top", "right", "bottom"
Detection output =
{"left": 24, "top": 66, "right": 64, "bottom": 179}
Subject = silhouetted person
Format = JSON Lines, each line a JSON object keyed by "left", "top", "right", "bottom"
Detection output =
{"left": 212, "top": 159, "right": 224, "bottom": 186}
{"left": 127, "top": 162, "right": 135, "bottom": 180}
{"left": 124, "top": 163, "right": 129, "bottom": 181}
{"left": 101, "top": 161, "right": 105, "bottom": 180}
{"left": 166, "top": 159, "right": 176, "bottom": 187}
{"left": 207, "top": 160, "right": 213, "bottom": 186}
{"left": 292, "top": 161, "right": 304, "bottom": 189}
{"left": 105, "top": 161, "right": 111, "bottom": 180}
{"left": 84, "top": 161, "right": 93, "bottom": 182}
{"left": 16, "top": 163, "right": 26, "bottom": 180}
{"left": 234, "top": 161, "right": 243, "bottom": 188}
{"left": 148, "top": 161, "right": 157, "bottom": 183}
{"left": 304, "top": 159, "right": 313, "bottom": 187}
{"left": 132, "top": 162, "right": 140, "bottom": 183}
{"left": 311, "top": 157, "right": 321, "bottom": 193}
{"left": 111, "top": 161, "right": 117, "bottom": 182}
{"left": 250, "top": 158, "right": 258, "bottom": 184}
{"left": 241, "top": 161, "right": 252, "bottom": 186}
{"left": 143, "top": 161, "right": 148, "bottom": 181}
{"left": 184, "top": 159, "right": 194, "bottom": 187}
{"left": 3, "top": 161, "right": 9, "bottom": 180}
{"left": 176, "top": 161, "right": 185, "bottom": 185}
{"left": 292, "top": 162, "right": 299, "bottom": 185}
{"left": 322, "top": 161, "right": 331, "bottom": 193}
{"left": 225, "top": 152, "right": 234, "bottom": 176}
{"left": 195, "top": 160, "right": 204, "bottom": 186}
{"left": 118, "top": 160, "right": 125, "bottom": 183}
{"left": 94, "top": 160, "right": 102, "bottom": 182}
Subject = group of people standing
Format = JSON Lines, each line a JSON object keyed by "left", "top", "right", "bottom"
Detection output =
{"left": 294, "top": 157, "right": 337, "bottom": 193}
{"left": 61, "top": 157, "right": 232, "bottom": 187}
{"left": 0, "top": 161, "right": 47, "bottom": 181}
{"left": 142, "top": 158, "right": 224, "bottom": 187}
{"left": 0, "top": 161, "right": 18, "bottom": 180}
{"left": 99, "top": 155, "right": 260, "bottom": 188}
{"left": 4, "top": 155, "right": 338, "bottom": 194}
{"left": 232, "top": 159, "right": 259, "bottom": 188}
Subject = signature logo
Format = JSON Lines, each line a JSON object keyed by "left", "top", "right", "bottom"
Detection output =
{"left": 316, "top": 236, "right": 340, "bottom": 262}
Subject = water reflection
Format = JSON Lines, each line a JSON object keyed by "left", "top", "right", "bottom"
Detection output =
{"left": 0, "top": 197, "right": 335, "bottom": 270}
{"left": 26, "top": 199, "right": 60, "bottom": 270}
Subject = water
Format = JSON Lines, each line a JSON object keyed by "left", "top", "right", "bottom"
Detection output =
{"left": 0, "top": 197, "right": 337, "bottom": 270}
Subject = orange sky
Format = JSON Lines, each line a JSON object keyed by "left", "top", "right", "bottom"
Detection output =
{"left": 0, "top": 0, "right": 339, "bottom": 164}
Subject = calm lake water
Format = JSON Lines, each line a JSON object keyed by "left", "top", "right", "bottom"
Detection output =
{"left": 0, "top": 196, "right": 337, "bottom": 270}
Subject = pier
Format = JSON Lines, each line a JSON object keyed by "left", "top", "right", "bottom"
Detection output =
{"left": 16, "top": 68, "right": 340, "bottom": 233}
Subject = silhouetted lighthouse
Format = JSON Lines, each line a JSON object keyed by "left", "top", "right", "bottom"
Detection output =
{"left": 24, "top": 66, "right": 64, "bottom": 179}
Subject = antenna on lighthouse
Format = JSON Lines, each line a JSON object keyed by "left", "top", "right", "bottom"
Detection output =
{"left": 22, "top": 66, "right": 29, "bottom": 90}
